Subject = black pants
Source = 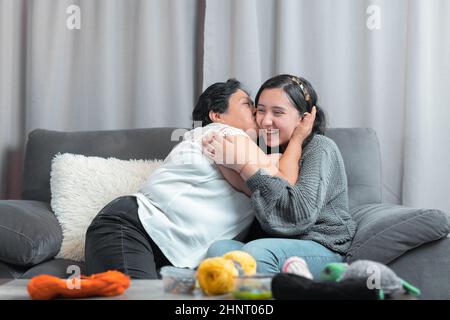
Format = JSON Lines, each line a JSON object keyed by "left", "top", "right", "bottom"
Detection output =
{"left": 85, "top": 196, "right": 171, "bottom": 279}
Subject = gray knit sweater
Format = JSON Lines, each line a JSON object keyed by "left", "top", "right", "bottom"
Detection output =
{"left": 246, "top": 134, "right": 356, "bottom": 255}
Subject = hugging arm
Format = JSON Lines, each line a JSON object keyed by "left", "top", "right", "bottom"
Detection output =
{"left": 204, "top": 134, "right": 303, "bottom": 186}
{"left": 216, "top": 165, "right": 252, "bottom": 197}
{"left": 260, "top": 134, "right": 303, "bottom": 185}
{"left": 204, "top": 108, "right": 317, "bottom": 186}
{"left": 213, "top": 147, "right": 287, "bottom": 197}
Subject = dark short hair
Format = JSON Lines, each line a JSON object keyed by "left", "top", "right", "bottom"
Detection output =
{"left": 192, "top": 79, "right": 246, "bottom": 126}
{"left": 255, "top": 74, "right": 326, "bottom": 147}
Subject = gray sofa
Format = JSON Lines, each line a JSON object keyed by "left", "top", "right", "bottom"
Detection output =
{"left": 0, "top": 127, "right": 449, "bottom": 299}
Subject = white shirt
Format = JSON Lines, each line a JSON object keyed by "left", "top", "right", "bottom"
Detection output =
{"left": 134, "top": 123, "right": 254, "bottom": 268}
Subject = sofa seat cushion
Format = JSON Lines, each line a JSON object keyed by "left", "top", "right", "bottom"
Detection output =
{"left": 346, "top": 203, "right": 450, "bottom": 264}
{"left": 388, "top": 237, "right": 450, "bottom": 299}
{"left": 0, "top": 200, "right": 62, "bottom": 267}
{"left": 0, "top": 261, "right": 28, "bottom": 279}
{"left": 20, "top": 258, "right": 85, "bottom": 279}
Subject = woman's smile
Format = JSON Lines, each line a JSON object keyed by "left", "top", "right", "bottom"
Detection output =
{"left": 262, "top": 129, "right": 280, "bottom": 139}
{"left": 256, "top": 88, "right": 302, "bottom": 148}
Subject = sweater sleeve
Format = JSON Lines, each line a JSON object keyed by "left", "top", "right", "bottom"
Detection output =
{"left": 246, "top": 146, "right": 337, "bottom": 236}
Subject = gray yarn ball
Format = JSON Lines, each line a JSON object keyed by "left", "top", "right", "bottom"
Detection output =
{"left": 339, "top": 260, "right": 404, "bottom": 295}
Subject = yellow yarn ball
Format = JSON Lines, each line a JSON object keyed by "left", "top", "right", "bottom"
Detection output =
{"left": 197, "top": 250, "right": 258, "bottom": 296}
{"left": 197, "top": 257, "right": 238, "bottom": 295}
{"left": 223, "top": 251, "right": 257, "bottom": 275}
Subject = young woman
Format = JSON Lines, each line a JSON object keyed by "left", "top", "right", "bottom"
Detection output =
{"left": 204, "top": 74, "right": 356, "bottom": 278}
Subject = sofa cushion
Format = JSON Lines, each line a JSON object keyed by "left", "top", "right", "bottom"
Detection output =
{"left": 20, "top": 258, "right": 85, "bottom": 279}
{"left": 50, "top": 153, "right": 163, "bottom": 262}
{"left": 325, "top": 128, "right": 382, "bottom": 209}
{"left": 0, "top": 200, "right": 62, "bottom": 266}
{"left": 388, "top": 237, "right": 450, "bottom": 300}
{"left": 346, "top": 203, "right": 450, "bottom": 264}
{"left": 22, "top": 128, "right": 182, "bottom": 203}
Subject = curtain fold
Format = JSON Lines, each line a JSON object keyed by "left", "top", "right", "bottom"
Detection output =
{"left": 23, "top": 0, "right": 199, "bottom": 132}
{"left": 204, "top": 0, "right": 450, "bottom": 213}
{"left": 0, "top": 0, "right": 200, "bottom": 198}
{"left": 203, "top": 0, "right": 264, "bottom": 94}
{"left": 0, "top": 0, "right": 27, "bottom": 198}
{"left": 402, "top": 0, "right": 450, "bottom": 211}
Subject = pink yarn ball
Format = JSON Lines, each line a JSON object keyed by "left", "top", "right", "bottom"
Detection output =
{"left": 282, "top": 256, "right": 313, "bottom": 279}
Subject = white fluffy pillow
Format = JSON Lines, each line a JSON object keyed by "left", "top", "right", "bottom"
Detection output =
{"left": 50, "top": 153, "right": 163, "bottom": 262}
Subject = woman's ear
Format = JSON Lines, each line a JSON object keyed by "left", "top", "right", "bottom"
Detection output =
{"left": 297, "top": 113, "right": 304, "bottom": 125}
{"left": 209, "top": 110, "right": 223, "bottom": 123}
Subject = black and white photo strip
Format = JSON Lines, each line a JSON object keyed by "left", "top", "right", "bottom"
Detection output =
{"left": 0, "top": 0, "right": 449, "bottom": 315}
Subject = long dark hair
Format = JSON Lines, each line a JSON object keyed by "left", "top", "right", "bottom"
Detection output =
{"left": 255, "top": 74, "right": 326, "bottom": 148}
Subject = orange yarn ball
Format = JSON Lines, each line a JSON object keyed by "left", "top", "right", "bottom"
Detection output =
{"left": 27, "top": 270, "right": 130, "bottom": 300}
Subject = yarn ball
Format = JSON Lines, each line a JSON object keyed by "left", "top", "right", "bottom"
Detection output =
{"left": 197, "top": 257, "right": 238, "bottom": 295}
{"left": 339, "top": 260, "right": 404, "bottom": 295}
{"left": 223, "top": 251, "right": 257, "bottom": 275}
{"left": 197, "top": 250, "right": 257, "bottom": 295}
{"left": 27, "top": 270, "right": 130, "bottom": 300}
{"left": 282, "top": 256, "right": 314, "bottom": 279}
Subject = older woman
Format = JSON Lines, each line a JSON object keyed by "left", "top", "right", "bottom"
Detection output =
{"left": 85, "top": 79, "right": 258, "bottom": 278}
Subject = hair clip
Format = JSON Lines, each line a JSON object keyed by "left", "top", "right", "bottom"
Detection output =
{"left": 292, "top": 77, "right": 311, "bottom": 102}
{"left": 304, "top": 92, "right": 311, "bottom": 102}
{"left": 291, "top": 77, "right": 301, "bottom": 86}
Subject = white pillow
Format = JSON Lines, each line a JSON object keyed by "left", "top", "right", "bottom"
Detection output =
{"left": 50, "top": 153, "right": 163, "bottom": 262}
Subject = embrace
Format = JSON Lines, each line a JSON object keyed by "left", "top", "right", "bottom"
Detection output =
{"left": 84, "top": 74, "right": 356, "bottom": 279}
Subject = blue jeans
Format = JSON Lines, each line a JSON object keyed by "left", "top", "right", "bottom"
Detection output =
{"left": 206, "top": 238, "right": 344, "bottom": 279}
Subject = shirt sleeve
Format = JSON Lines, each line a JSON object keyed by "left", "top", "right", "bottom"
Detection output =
{"left": 246, "top": 146, "right": 337, "bottom": 236}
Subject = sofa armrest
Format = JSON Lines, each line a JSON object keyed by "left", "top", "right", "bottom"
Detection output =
{"left": 0, "top": 200, "right": 62, "bottom": 266}
{"left": 346, "top": 203, "right": 450, "bottom": 264}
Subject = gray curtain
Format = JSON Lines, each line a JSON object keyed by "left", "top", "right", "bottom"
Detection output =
{"left": 203, "top": 0, "right": 450, "bottom": 213}
{"left": 2, "top": 0, "right": 449, "bottom": 214}
{"left": 0, "top": 0, "right": 202, "bottom": 198}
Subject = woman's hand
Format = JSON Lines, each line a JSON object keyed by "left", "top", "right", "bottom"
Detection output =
{"left": 202, "top": 133, "right": 271, "bottom": 172}
{"left": 292, "top": 106, "right": 317, "bottom": 142}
